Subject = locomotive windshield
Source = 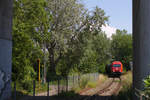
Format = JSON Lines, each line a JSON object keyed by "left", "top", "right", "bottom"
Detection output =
{"left": 113, "top": 64, "right": 121, "bottom": 67}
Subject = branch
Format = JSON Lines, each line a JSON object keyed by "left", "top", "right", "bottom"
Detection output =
{"left": 55, "top": 50, "right": 62, "bottom": 65}
{"left": 70, "top": 16, "right": 91, "bottom": 42}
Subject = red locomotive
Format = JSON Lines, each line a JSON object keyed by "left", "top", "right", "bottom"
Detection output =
{"left": 106, "top": 61, "right": 123, "bottom": 76}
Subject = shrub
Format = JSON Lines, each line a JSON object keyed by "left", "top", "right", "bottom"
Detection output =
{"left": 21, "top": 66, "right": 36, "bottom": 92}
{"left": 144, "top": 75, "right": 150, "bottom": 96}
{"left": 79, "top": 77, "right": 88, "bottom": 89}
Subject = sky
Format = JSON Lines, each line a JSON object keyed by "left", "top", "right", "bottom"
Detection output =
{"left": 81, "top": 0, "right": 132, "bottom": 37}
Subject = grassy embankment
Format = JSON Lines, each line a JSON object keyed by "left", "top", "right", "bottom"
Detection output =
{"left": 49, "top": 72, "right": 132, "bottom": 99}
{"left": 57, "top": 74, "right": 108, "bottom": 99}
{"left": 113, "top": 71, "right": 133, "bottom": 100}
{"left": 73, "top": 74, "right": 108, "bottom": 93}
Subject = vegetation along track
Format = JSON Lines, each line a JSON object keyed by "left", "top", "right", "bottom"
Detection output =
{"left": 79, "top": 78, "right": 121, "bottom": 100}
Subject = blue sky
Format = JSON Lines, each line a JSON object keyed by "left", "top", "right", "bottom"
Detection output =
{"left": 81, "top": 0, "right": 132, "bottom": 33}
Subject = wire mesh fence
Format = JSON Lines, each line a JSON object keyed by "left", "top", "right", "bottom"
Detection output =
{"left": 12, "top": 73, "right": 99, "bottom": 100}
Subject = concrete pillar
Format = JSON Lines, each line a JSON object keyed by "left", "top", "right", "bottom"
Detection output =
{"left": 133, "top": 0, "right": 150, "bottom": 99}
{"left": 0, "top": 0, "right": 13, "bottom": 100}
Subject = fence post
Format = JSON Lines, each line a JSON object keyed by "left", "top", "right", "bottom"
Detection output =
{"left": 78, "top": 75, "right": 80, "bottom": 86}
{"left": 140, "top": 95, "right": 142, "bottom": 100}
{"left": 73, "top": 75, "right": 75, "bottom": 87}
{"left": 33, "top": 80, "right": 35, "bottom": 96}
{"left": 58, "top": 78, "right": 60, "bottom": 95}
{"left": 95, "top": 73, "right": 97, "bottom": 81}
{"left": 14, "top": 82, "right": 16, "bottom": 100}
{"left": 76, "top": 76, "right": 77, "bottom": 85}
{"left": 66, "top": 76, "right": 68, "bottom": 92}
{"left": 47, "top": 81, "right": 49, "bottom": 96}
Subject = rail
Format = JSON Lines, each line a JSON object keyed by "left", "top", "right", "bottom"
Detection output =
{"left": 79, "top": 78, "right": 121, "bottom": 100}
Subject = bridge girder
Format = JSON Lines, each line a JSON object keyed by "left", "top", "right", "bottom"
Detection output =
{"left": 133, "top": 0, "right": 150, "bottom": 99}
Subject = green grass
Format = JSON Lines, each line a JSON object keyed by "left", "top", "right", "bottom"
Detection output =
{"left": 35, "top": 83, "right": 48, "bottom": 94}
{"left": 72, "top": 74, "right": 107, "bottom": 93}
{"left": 72, "top": 78, "right": 96, "bottom": 92}
{"left": 86, "top": 81, "right": 97, "bottom": 88}
{"left": 114, "top": 80, "right": 121, "bottom": 82}
{"left": 11, "top": 81, "right": 49, "bottom": 96}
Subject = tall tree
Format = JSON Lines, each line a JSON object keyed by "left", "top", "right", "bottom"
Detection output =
{"left": 59, "top": 7, "right": 109, "bottom": 75}
{"left": 12, "top": 0, "right": 49, "bottom": 88}
{"left": 76, "top": 7, "right": 109, "bottom": 74}
{"left": 45, "top": 1, "right": 109, "bottom": 77}
{"left": 46, "top": 0, "right": 88, "bottom": 77}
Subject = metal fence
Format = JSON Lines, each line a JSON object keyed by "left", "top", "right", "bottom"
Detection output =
{"left": 12, "top": 73, "right": 99, "bottom": 100}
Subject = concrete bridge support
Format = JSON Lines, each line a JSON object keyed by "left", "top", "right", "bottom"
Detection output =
{"left": 133, "top": 0, "right": 150, "bottom": 99}
{"left": 0, "top": 0, "right": 13, "bottom": 100}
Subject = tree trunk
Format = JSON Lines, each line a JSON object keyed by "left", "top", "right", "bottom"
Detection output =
{"left": 48, "top": 48, "right": 56, "bottom": 76}
{"left": 0, "top": 0, "right": 13, "bottom": 100}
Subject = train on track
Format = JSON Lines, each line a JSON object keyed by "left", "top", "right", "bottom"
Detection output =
{"left": 106, "top": 61, "right": 123, "bottom": 77}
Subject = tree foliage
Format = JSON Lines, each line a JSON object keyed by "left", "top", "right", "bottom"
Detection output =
{"left": 45, "top": 0, "right": 109, "bottom": 77}
{"left": 12, "top": 0, "right": 133, "bottom": 87}
{"left": 12, "top": 0, "right": 48, "bottom": 89}
{"left": 111, "top": 29, "right": 132, "bottom": 70}
{"left": 144, "top": 75, "right": 150, "bottom": 96}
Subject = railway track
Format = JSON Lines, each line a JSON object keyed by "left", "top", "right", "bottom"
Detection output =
{"left": 98, "top": 78, "right": 121, "bottom": 96}
{"left": 78, "top": 78, "right": 121, "bottom": 100}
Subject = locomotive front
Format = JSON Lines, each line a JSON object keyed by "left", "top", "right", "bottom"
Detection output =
{"left": 106, "top": 61, "right": 123, "bottom": 77}
{"left": 111, "top": 61, "right": 123, "bottom": 76}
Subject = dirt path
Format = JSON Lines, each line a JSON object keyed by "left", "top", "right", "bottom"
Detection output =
{"left": 36, "top": 85, "right": 72, "bottom": 96}
{"left": 20, "top": 85, "right": 72, "bottom": 100}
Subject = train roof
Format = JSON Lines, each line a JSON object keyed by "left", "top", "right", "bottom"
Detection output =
{"left": 112, "top": 61, "right": 122, "bottom": 64}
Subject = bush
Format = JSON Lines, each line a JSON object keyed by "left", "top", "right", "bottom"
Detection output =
{"left": 21, "top": 80, "right": 33, "bottom": 92}
{"left": 21, "top": 66, "right": 36, "bottom": 92}
{"left": 144, "top": 75, "right": 150, "bottom": 96}
{"left": 99, "top": 64, "right": 106, "bottom": 73}
{"left": 79, "top": 77, "right": 88, "bottom": 89}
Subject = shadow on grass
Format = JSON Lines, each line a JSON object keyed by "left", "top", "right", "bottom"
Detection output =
{"left": 11, "top": 90, "right": 115, "bottom": 100}
{"left": 11, "top": 86, "right": 133, "bottom": 100}
{"left": 112, "top": 87, "right": 133, "bottom": 100}
{"left": 11, "top": 91, "right": 31, "bottom": 100}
